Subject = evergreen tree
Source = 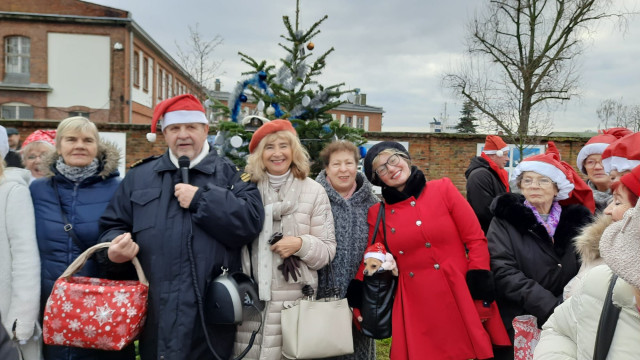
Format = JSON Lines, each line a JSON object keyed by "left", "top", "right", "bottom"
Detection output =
{"left": 456, "top": 100, "right": 478, "bottom": 133}
{"left": 221, "top": 0, "right": 366, "bottom": 175}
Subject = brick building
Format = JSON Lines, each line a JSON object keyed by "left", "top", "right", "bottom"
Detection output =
{"left": 209, "top": 80, "right": 384, "bottom": 131}
{"left": 0, "top": 0, "right": 204, "bottom": 124}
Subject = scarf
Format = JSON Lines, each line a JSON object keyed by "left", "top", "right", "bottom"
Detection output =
{"left": 481, "top": 152, "right": 510, "bottom": 192}
{"left": 252, "top": 173, "right": 314, "bottom": 300}
{"left": 381, "top": 166, "right": 426, "bottom": 205}
{"left": 266, "top": 170, "right": 290, "bottom": 192}
{"left": 326, "top": 175, "right": 358, "bottom": 199}
{"left": 524, "top": 200, "right": 562, "bottom": 238}
{"left": 55, "top": 157, "right": 99, "bottom": 183}
{"left": 168, "top": 141, "right": 210, "bottom": 168}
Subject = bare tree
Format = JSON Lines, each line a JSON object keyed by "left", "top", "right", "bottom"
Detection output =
{"left": 597, "top": 98, "right": 640, "bottom": 131}
{"left": 175, "top": 23, "right": 224, "bottom": 89}
{"left": 443, "top": 0, "right": 630, "bottom": 151}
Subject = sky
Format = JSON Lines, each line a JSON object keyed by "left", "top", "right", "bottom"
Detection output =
{"left": 89, "top": 0, "right": 640, "bottom": 133}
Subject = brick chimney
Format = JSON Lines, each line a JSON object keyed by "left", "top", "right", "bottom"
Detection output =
{"left": 214, "top": 78, "right": 221, "bottom": 92}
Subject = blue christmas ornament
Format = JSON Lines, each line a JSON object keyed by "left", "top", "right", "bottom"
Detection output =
{"left": 239, "top": 94, "right": 248, "bottom": 103}
{"left": 322, "top": 125, "right": 331, "bottom": 133}
{"left": 359, "top": 146, "right": 367, "bottom": 159}
{"left": 258, "top": 71, "right": 267, "bottom": 81}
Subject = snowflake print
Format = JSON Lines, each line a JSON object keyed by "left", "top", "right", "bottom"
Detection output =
{"left": 112, "top": 291, "right": 130, "bottom": 306}
{"left": 83, "top": 295, "right": 97, "bottom": 308}
{"left": 116, "top": 323, "right": 128, "bottom": 336}
{"left": 98, "top": 286, "right": 105, "bottom": 293}
{"left": 68, "top": 319, "right": 81, "bottom": 331}
{"left": 133, "top": 293, "right": 146, "bottom": 306}
{"left": 71, "top": 338, "right": 84, "bottom": 347}
{"left": 126, "top": 307, "right": 137, "bottom": 318}
{"left": 52, "top": 332, "right": 65, "bottom": 345}
{"left": 90, "top": 278, "right": 102, "bottom": 285}
{"left": 54, "top": 283, "right": 67, "bottom": 298}
{"left": 50, "top": 318, "right": 62, "bottom": 330}
{"left": 80, "top": 312, "right": 89, "bottom": 321}
{"left": 61, "top": 301, "right": 73, "bottom": 312}
{"left": 93, "top": 304, "right": 115, "bottom": 326}
{"left": 514, "top": 335, "right": 527, "bottom": 348}
{"left": 95, "top": 335, "right": 114, "bottom": 349}
{"left": 45, "top": 298, "right": 54, "bottom": 312}
{"left": 69, "top": 287, "right": 84, "bottom": 300}
{"left": 83, "top": 325, "right": 97, "bottom": 338}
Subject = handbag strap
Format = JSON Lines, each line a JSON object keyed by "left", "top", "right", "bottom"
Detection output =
{"left": 52, "top": 179, "right": 87, "bottom": 251}
{"left": 370, "top": 201, "right": 390, "bottom": 253}
{"left": 593, "top": 273, "right": 620, "bottom": 360}
{"left": 59, "top": 242, "right": 149, "bottom": 286}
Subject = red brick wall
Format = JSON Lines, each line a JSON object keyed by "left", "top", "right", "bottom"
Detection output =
{"left": 0, "top": 0, "right": 129, "bottom": 18}
{"left": 3, "top": 120, "right": 590, "bottom": 188}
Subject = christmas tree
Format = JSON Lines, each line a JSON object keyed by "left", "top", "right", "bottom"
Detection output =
{"left": 455, "top": 100, "right": 478, "bottom": 134}
{"left": 218, "top": 0, "right": 366, "bottom": 175}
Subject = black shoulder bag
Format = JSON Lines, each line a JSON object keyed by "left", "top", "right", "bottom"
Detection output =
{"left": 52, "top": 179, "right": 87, "bottom": 251}
{"left": 359, "top": 202, "right": 397, "bottom": 339}
{"left": 592, "top": 273, "right": 620, "bottom": 360}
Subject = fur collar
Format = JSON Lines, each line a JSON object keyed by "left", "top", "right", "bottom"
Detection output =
{"left": 573, "top": 214, "right": 612, "bottom": 263}
{"left": 381, "top": 166, "right": 426, "bottom": 204}
{"left": 315, "top": 170, "right": 375, "bottom": 206}
{"left": 492, "top": 192, "right": 592, "bottom": 254}
{"left": 41, "top": 141, "right": 121, "bottom": 179}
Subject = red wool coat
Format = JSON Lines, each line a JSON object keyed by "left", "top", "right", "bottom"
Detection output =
{"left": 361, "top": 178, "right": 509, "bottom": 360}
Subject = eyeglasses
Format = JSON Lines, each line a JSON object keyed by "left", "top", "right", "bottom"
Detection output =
{"left": 584, "top": 159, "right": 603, "bottom": 169}
{"left": 26, "top": 154, "right": 46, "bottom": 161}
{"left": 521, "top": 177, "right": 554, "bottom": 188}
{"left": 375, "top": 153, "right": 403, "bottom": 176}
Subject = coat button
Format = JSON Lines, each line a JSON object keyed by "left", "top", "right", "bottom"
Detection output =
{"left": 557, "top": 263, "right": 562, "bottom": 268}
{"left": 425, "top": 242, "right": 431, "bottom": 248}
{"left": 391, "top": 209, "right": 395, "bottom": 214}
{"left": 410, "top": 201, "right": 416, "bottom": 206}
{"left": 434, "top": 264, "right": 440, "bottom": 270}
{"left": 399, "top": 251, "right": 404, "bottom": 255}
{"left": 416, "top": 220, "right": 422, "bottom": 226}
{"left": 409, "top": 272, "right": 414, "bottom": 277}
{"left": 391, "top": 228, "right": 396, "bottom": 233}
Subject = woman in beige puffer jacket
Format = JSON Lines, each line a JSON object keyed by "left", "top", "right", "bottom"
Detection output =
{"left": 234, "top": 120, "right": 336, "bottom": 360}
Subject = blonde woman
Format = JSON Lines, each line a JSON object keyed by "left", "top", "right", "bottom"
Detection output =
{"left": 234, "top": 120, "right": 336, "bottom": 360}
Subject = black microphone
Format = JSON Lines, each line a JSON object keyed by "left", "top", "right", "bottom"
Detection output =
{"left": 178, "top": 156, "right": 190, "bottom": 184}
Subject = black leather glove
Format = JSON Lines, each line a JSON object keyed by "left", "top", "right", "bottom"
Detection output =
{"left": 278, "top": 256, "right": 302, "bottom": 282}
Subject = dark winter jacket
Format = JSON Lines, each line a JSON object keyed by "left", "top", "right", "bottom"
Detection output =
{"left": 465, "top": 156, "right": 508, "bottom": 234}
{"left": 486, "top": 193, "right": 591, "bottom": 346}
{"left": 98, "top": 146, "right": 264, "bottom": 360}
{"left": 30, "top": 142, "right": 131, "bottom": 360}
{"left": 315, "top": 170, "right": 378, "bottom": 360}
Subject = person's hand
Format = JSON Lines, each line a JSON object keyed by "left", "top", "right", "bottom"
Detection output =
{"left": 108, "top": 232, "right": 139, "bottom": 263}
{"left": 174, "top": 183, "right": 199, "bottom": 208}
{"left": 270, "top": 236, "right": 302, "bottom": 258}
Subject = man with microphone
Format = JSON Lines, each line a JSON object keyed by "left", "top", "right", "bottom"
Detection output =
{"left": 99, "top": 94, "right": 264, "bottom": 360}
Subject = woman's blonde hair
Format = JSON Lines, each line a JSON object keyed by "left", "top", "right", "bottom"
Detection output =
{"left": 245, "top": 130, "right": 310, "bottom": 183}
{"left": 55, "top": 116, "right": 99, "bottom": 151}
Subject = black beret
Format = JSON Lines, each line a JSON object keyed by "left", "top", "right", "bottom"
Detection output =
{"left": 363, "top": 141, "right": 410, "bottom": 186}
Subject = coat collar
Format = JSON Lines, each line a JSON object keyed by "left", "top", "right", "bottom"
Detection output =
{"left": 42, "top": 140, "right": 121, "bottom": 181}
{"left": 316, "top": 170, "right": 373, "bottom": 206}
{"left": 491, "top": 192, "right": 591, "bottom": 256}
{"left": 381, "top": 166, "right": 426, "bottom": 205}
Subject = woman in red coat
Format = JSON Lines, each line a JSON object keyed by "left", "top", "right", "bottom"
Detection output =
{"left": 359, "top": 142, "right": 510, "bottom": 360}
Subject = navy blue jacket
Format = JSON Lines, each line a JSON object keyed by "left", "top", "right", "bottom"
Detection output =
{"left": 99, "top": 146, "right": 264, "bottom": 360}
{"left": 30, "top": 142, "right": 133, "bottom": 360}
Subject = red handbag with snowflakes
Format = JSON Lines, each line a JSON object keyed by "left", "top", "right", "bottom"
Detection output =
{"left": 512, "top": 315, "right": 542, "bottom": 360}
{"left": 43, "top": 242, "right": 149, "bottom": 350}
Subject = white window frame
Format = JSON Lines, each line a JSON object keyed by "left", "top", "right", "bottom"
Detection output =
{"left": 5, "top": 36, "right": 30, "bottom": 74}
{"left": 1, "top": 102, "right": 34, "bottom": 119}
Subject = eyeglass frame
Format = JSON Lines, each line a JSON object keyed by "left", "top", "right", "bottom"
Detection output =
{"left": 374, "top": 153, "right": 407, "bottom": 177}
{"left": 583, "top": 158, "right": 604, "bottom": 169}
{"left": 520, "top": 176, "right": 556, "bottom": 188}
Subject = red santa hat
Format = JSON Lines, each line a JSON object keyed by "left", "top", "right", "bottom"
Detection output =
{"left": 576, "top": 127, "right": 632, "bottom": 174}
{"left": 22, "top": 129, "right": 56, "bottom": 147}
{"left": 602, "top": 132, "right": 640, "bottom": 174}
{"left": 363, "top": 242, "right": 387, "bottom": 262}
{"left": 482, "top": 135, "right": 509, "bottom": 155}
{"left": 620, "top": 165, "right": 640, "bottom": 198}
{"left": 512, "top": 142, "right": 574, "bottom": 200}
{"left": 147, "top": 94, "right": 208, "bottom": 142}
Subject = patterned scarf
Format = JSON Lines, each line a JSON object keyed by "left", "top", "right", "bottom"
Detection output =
{"left": 524, "top": 200, "right": 562, "bottom": 238}
{"left": 55, "top": 157, "right": 99, "bottom": 183}
{"left": 325, "top": 175, "right": 357, "bottom": 199}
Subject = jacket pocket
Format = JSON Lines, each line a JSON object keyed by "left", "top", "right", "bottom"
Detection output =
{"left": 131, "top": 188, "right": 162, "bottom": 233}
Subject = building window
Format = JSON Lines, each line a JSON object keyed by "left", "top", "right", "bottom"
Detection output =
{"left": 357, "top": 117, "right": 364, "bottom": 129}
{"left": 133, "top": 51, "right": 140, "bottom": 87}
{"left": 5, "top": 36, "right": 30, "bottom": 74}
{"left": 142, "top": 57, "right": 149, "bottom": 92}
{"left": 345, "top": 116, "right": 353, "bottom": 127}
{"left": 69, "top": 111, "right": 90, "bottom": 118}
{"left": 157, "top": 68, "right": 164, "bottom": 100}
{"left": 1, "top": 103, "right": 34, "bottom": 119}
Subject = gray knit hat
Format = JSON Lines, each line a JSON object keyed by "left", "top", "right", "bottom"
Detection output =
{"left": 600, "top": 200, "right": 640, "bottom": 289}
